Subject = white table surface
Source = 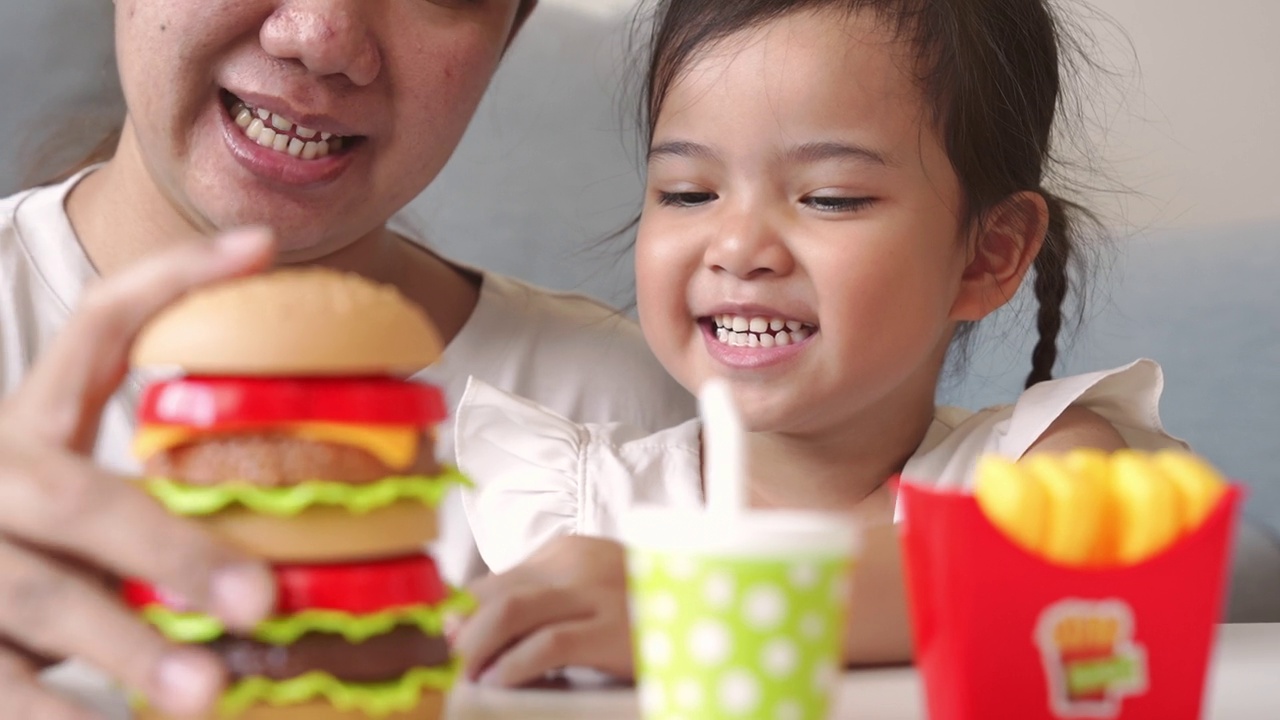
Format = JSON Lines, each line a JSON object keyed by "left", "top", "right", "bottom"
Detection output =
{"left": 48, "top": 623, "right": 1280, "bottom": 719}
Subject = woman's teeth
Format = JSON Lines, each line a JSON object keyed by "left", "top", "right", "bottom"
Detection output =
{"left": 712, "top": 315, "right": 814, "bottom": 348}
{"left": 231, "top": 103, "right": 345, "bottom": 160}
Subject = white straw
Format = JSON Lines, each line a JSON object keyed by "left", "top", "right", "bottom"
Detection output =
{"left": 700, "top": 378, "right": 746, "bottom": 514}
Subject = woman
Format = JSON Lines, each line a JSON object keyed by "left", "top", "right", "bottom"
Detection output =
{"left": 0, "top": 1, "right": 693, "bottom": 716}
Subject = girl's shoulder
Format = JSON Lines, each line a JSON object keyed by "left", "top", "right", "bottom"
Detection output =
{"left": 903, "top": 359, "right": 1188, "bottom": 489}
{"left": 456, "top": 378, "right": 703, "bottom": 574}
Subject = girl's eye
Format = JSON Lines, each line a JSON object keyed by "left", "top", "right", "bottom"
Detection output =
{"left": 657, "top": 191, "right": 718, "bottom": 208}
{"left": 804, "top": 196, "right": 876, "bottom": 213}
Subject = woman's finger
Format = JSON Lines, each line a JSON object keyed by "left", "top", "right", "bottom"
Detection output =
{"left": 453, "top": 585, "right": 595, "bottom": 680}
{"left": 0, "top": 446, "right": 274, "bottom": 632}
{"left": 0, "top": 539, "right": 226, "bottom": 718}
{"left": 0, "top": 641, "right": 100, "bottom": 720}
{"left": 10, "top": 228, "right": 274, "bottom": 450}
{"left": 0, "top": 636, "right": 57, "bottom": 670}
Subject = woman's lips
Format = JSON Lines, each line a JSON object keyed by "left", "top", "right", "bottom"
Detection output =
{"left": 218, "top": 93, "right": 361, "bottom": 187}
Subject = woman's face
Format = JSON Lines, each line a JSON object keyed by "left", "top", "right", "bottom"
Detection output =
{"left": 114, "top": 0, "right": 525, "bottom": 256}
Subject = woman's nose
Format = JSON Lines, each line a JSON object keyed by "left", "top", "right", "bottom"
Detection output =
{"left": 702, "top": 209, "right": 795, "bottom": 280}
{"left": 260, "top": 0, "right": 382, "bottom": 86}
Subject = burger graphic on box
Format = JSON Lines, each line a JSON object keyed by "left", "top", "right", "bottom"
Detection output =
{"left": 1034, "top": 599, "right": 1148, "bottom": 718}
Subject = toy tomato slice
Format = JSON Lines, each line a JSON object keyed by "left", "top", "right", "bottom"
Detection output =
{"left": 123, "top": 554, "right": 448, "bottom": 615}
{"left": 138, "top": 377, "right": 447, "bottom": 429}
{"left": 274, "top": 554, "right": 448, "bottom": 614}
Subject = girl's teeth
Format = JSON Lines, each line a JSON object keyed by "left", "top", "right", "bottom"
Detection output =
{"left": 235, "top": 109, "right": 253, "bottom": 129}
{"left": 321, "top": 132, "right": 333, "bottom": 141}
{"left": 296, "top": 126, "right": 318, "bottom": 140}
{"left": 302, "top": 142, "right": 319, "bottom": 160}
{"left": 272, "top": 133, "right": 290, "bottom": 152}
{"left": 270, "top": 114, "right": 293, "bottom": 133}
{"left": 288, "top": 138, "right": 305, "bottom": 158}
{"left": 257, "top": 127, "right": 278, "bottom": 148}
{"left": 710, "top": 316, "right": 814, "bottom": 349}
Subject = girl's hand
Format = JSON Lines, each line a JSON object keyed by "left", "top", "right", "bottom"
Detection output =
{"left": 0, "top": 230, "right": 277, "bottom": 720}
{"left": 454, "top": 536, "right": 635, "bottom": 687}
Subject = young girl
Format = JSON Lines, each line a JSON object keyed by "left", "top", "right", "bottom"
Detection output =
{"left": 449, "top": 0, "right": 1186, "bottom": 687}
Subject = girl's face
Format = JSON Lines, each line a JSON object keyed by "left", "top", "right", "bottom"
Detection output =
{"left": 636, "top": 7, "right": 975, "bottom": 435}
{"left": 114, "top": 0, "right": 524, "bottom": 256}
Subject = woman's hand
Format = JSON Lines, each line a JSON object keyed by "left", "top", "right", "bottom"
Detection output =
{"left": 453, "top": 536, "right": 635, "bottom": 687}
{"left": 0, "top": 230, "right": 278, "bottom": 720}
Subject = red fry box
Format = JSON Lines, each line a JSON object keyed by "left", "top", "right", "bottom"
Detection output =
{"left": 898, "top": 481, "right": 1243, "bottom": 720}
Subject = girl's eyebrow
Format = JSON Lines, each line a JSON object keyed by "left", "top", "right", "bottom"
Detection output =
{"left": 648, "top": 140, "right": 722, "bottom": 163}
{"left": 647, "top": 140, "right": 894, "bottom": 167}
{"left": 785, "top": 141, "right": 895, "bottom": 167}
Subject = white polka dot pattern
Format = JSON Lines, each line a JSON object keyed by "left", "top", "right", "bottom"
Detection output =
{"left": 627, "top": 549, "right": 852, "bottom": 720}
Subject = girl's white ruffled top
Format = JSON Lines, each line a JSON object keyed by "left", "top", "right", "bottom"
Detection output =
{"left": 457, "top": 359, "right": 1185, "bottom": 574}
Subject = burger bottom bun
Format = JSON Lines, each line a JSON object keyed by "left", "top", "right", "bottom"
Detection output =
{"left": 203, "top": 500, "right": 439, "bottom": 563}
{"left": 135, "top": 691, "right": 445, "bottom": 720}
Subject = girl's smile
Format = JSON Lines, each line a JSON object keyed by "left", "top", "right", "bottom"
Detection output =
{"left": 699, "top": 309, "right": 818, "bottom": 371}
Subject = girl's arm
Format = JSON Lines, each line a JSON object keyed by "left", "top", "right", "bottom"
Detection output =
{"left": 457, "top": 408, "right": 1134, "bottom": 681}
{"left": 843, "top": 406, "right": 1130, "bottom": 666}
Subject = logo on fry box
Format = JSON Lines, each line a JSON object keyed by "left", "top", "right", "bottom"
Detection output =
{"left": 1034, "top": 599, "right": 1148, "bottom": 718}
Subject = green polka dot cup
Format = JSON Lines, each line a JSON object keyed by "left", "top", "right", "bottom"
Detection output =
{"left": 623, "top": 507, "right": 858, "bottom": 720}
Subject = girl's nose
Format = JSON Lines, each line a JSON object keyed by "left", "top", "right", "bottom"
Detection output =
{"left": 260, "top": 0, "right": 381, "bottom": 87}
{"left": 702, "top": 209, "right": 795, "bottom": 280}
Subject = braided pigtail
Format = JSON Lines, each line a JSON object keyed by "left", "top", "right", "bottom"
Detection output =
{"left": 1026, "top": 193, "right": 1075, "bottom": 387}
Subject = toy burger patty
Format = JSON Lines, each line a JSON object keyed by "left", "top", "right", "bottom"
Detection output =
{"left": 123, "top": 557, "right": 467, "bottom": 716}
{"left": 130, "top": 375, "right": 461, "bottom": 563}
{"left": 126, "top": 268, "right": 465, "bottom": 720}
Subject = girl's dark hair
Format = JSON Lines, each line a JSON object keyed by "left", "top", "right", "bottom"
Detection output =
{"left": 637, "top": 0, "right": 1107, "bottom": 388}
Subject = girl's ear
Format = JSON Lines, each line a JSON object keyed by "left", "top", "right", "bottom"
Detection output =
{"left": 949, "top": 191, "right": 1049, "bottom": 322}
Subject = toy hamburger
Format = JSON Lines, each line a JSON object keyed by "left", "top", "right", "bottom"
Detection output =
{"left": 121, "top": 268, "right": 469, "bottom": 719}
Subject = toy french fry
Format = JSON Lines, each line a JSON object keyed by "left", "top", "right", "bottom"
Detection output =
{"left": 974, "top": 455, "right": 1048, "bottom": 555}
{"left": 1110, "top": 451, "right": 1182, "bottom": 565}
{"left": 1155, "top": 451, "right": 1227, "bottom": 534}
{"left": 1062, "top": 449, "right": 1117, "bottom": 566}
{"left": 1023, "top": 454, "right": 1108, "bottom": 566}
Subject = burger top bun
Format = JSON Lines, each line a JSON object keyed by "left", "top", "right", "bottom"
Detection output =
{"left": 131, "top": 268, "right": 442, "bottom": 376}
